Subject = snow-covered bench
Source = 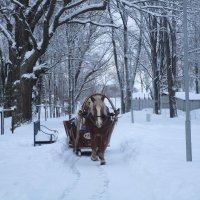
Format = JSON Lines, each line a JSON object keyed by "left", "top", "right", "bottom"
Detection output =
{"left": 33, "top": 120, "right": 58, "bottom": 146}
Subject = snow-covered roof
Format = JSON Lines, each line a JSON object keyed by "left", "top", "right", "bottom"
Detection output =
{"left": 132, "top": 92, "right": 151, "bottom": 99}
{"left": 176, "top": 92, "right": 200, "bottom": 100}
{"left": 162, "top": 92, "right": 200, "bottom": 100}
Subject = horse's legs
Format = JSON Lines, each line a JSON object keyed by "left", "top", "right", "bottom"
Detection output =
{"left": 90, "top": 132, "right": 107, "bottom": 165}
{"left": 98, "top": 149, "right": 106, "bottom": 165}
{"left": 98, "top": 135, "right": 107, "bottom": 165}
{"left": 90, "top": 132, "right": 98, "bottom": 161}
{"left": 98, "top": 152, "right": 106, "bottom": 165}
{"left": 91, "top": 150, "right": 98, "bottom": 161}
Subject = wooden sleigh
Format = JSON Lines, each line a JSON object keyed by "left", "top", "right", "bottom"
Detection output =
{"left": 63, "top": 93, "right": 119, "bottom": 156}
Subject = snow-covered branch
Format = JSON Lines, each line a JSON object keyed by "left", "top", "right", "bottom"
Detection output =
{"left": 69, "top": 19, "right": 120, "bottom": 28}
{"left": 26, "top": 0, "right": 43, "bottom": 17}
{"left": 119, "top": 0, "right": 181, "bottom": 17}
{"left": 27, "top": 0, "right": 52, "bottom": 31}
{"left": 20, "top": 13, "right": 38, "bottom": 50}
{"left": 11, "top": 0, "right": 25, "bottom": 8}
{"left": 41, "top": 0, "right": 57, "bottom": 51}
{"left": 141, "top": 5, "right": 181, "bottom": 13}
{"left": 0, "top": 24, "right": 15, "bottom": 45}
{"left": 189, "top": 48, "right": 200, "bottom": 54}
{"left": 64, "top": 0, "right": 87, "bottom": 9}
{"left": 21, "top": 73, "right": 37, "bottom": 80}
{"left": 58, "top": 1, "right": 107, "bottom": 26}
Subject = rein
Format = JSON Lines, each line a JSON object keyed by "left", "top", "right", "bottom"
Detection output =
{"left": 88, "top": 113, "right": 109, "bottom": 128}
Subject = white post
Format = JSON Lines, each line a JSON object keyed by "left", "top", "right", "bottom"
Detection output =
{"left": 183, "top": 0, "right": 192, "bottom": 161}
{"left": 131, "top": 98, "right": 134, "bottom": 123}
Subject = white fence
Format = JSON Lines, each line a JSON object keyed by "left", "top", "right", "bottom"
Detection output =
{"left": 133, "top": 96, "right": 200, "bottom": 111}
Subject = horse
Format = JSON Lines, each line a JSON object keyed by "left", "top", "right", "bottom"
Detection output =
{"left": 85, "top": 94, "right": 119, "bottom": 165}
{"left": 75, "top": 94, "right": 119, "bottom": 165}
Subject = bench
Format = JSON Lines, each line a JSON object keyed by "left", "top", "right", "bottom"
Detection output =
{"left": 34, "top": 120, "right": 58, "bottom": 146}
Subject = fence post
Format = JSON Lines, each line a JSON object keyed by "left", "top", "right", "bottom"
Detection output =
{"left": 0, "top": 110, "right": 4, "bottom": 135}
{"left": 146, "top": 113, "right": 151, "bottom": 122}
{"left": 44, "top": 105, "right": 47, "bottom": 121}
{"left": 11, "top": 110, "right": 14, "bottom": 134}
{"left": 131, "top": 98, "right": 134, "bottom": 123}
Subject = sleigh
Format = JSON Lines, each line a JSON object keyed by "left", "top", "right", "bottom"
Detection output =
{"left": 63, "top": 118, "right": 91, "bottom": 150}
{"left": 63, "top": 93, "right": 119, "bottom": 156}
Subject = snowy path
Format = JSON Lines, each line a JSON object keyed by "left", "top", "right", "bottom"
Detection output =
{"left": 1, "top": 110, "right": 200, "bottom": 200}
{"left": 54, "top": 132, "right": 138, "bottom": 200}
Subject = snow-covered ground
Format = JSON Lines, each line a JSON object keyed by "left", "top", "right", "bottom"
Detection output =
{"left": 1, "top": 107, "right": 200, "bottom": 200}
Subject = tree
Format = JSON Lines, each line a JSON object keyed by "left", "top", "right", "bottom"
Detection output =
{"left": 108, "top": 2, "right": 126, "bottom": 113}
{"left": 40, "top": 18, "right": 112, "bottom": 117}
{"left": 0, "top": 0, "right": 108, "bottom": 123}
{"left": 117, "top": 2, "right": 132, "bottom": 112}
{"left": 119, "top": 0, "right": 178, "bottom": 117}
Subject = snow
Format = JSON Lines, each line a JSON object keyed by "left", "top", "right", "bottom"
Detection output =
{"left": 1, "top": 105, "right": 200, "bottom": 200}
{"left": 24, "top": 49, "right": 34, "bottom": 60}
{"left": 33, "top": 63, "right": 47, "bottom": 72}
{"left": 175, "top": 92, "right": 200, "bottom": 100}
{"left": 37, "top": 40, "right": 43, "bottom": 50}
{"left": 13, "top": 80, "right": 20, "bottom": 86}
{"left": 21, "top": 73, "right": 37, "bottom": 80}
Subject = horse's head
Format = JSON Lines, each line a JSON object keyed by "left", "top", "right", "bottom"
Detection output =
{"left": 89, "top": 95, "right": 108, "bottom": 128}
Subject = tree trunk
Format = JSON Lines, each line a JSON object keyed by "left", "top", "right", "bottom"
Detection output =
{"left": 21, "top": 79, "right": 33, "bottom": 121}
{"left": 193, "top": 25, "right": 199, "bottom": 94}
{"left": 68, "top": 57, "right": 72, "bottom": 119}
{"left": 124, "top": 22, "right": 131, "bottom": 112}
{"left": 118, "top": 5, "right": 132, "bottom": 113}
{"left": 108, "top": 3, "right": 125, "bottom": 113}
{"left": 131, "top": 14, "right": 143, "bottom": 90}
{"left": 158, "top": 17, "right": 165, "bottom": 103}
{"left": 149, "top": 15, "right": 160, "bottom": 114}
{"left": 163, "top": 17, "right": 177, "bottom": 118}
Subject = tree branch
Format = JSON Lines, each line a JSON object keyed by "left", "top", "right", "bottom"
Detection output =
{"left": 10, "top": 0, "right": 25, "bottom": 8}
{"left": 0, "top": 24, "right": 15, "bottom": 45}
{"left": 58, "top": 1, "right": 108, "bottom": 26}
{"left": 29, "top": 0, "right": 52, "bottom": 31}
{"left": 68, "top": 19, "right": 119, "bottom": 28}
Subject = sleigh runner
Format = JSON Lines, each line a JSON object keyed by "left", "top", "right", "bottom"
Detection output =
{"left": 63, "top": 93, "right": 119, "bottom": 164}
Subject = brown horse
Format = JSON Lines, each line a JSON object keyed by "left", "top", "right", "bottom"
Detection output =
{"left": 75, "top": 94, "right": 119, "bottom": 165}
{"left": 84, "top": 94, "right": 117, "bottom": 165}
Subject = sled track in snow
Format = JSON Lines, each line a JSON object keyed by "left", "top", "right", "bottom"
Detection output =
{"left": 57, "top": 141, "right": 111, "bottom": 200}
{"left": 58, "top": 142, "right": 81, "bottom": 200}
{"left": 89, "top": 165, "right": 110, "bottom": 200}
{"left": 61, "top": 157, "right": 81, "bottom": 200}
